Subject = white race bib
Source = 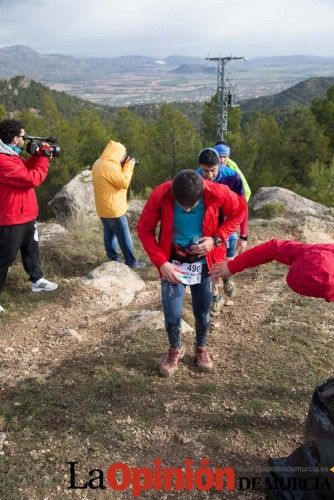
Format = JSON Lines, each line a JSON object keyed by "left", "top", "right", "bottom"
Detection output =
{"left": 172, "top": 260, "right": 202, "bottom": 285}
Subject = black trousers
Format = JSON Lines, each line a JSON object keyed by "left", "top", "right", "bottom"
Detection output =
{"left": 0, "top": 221, "right": 43, "bottom": 290}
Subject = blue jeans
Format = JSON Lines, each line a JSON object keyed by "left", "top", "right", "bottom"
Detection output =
{"left": 101, "top": 215, "right": 138, "bottom": 268}
{"left": 226, "top": 233, "right": 237, "bottom": 258}
{"left": 161, "top": 264, "right": 212, "bottom": 348}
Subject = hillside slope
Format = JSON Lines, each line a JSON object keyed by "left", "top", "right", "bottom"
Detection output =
{"left": 0, "top": 216, "right": 333, "bottom": 498}
{"left": 0, "top": 75, "right": 114, "bottom": 118}
{"left": 1, "top": 74, "right": 333, "bottom": 123}
{"left": 240, "top": 76, "right": 334, "bottom": 112}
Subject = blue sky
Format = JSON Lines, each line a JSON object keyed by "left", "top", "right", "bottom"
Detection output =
{"left": 0, "top": 0, "right": 333, "bottom": 58}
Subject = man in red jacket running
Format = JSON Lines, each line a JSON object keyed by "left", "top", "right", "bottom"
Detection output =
{"left": 137, "top": 169, "right": 246, "bottom": 376}
{"left": 0, "top": 119, "right": 58, "bottom": 311}
{"left": 210, "top": 239, "right": 334, "bottom": 302}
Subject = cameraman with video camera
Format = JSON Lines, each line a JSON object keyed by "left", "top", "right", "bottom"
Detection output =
{"left": 0, "top": 119, "right": 58, "bottom": 312}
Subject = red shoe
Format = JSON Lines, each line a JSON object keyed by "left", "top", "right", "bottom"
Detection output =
{"left": 195, "top": 346, "right": 213, "bottom": 371}
{"left": 160, "top": 346, "right": 185, "bottom": 377}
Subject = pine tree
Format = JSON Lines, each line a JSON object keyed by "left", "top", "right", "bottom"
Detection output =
{"left": 311, "top": 85, "right": 334, "bottom": 150}
{"left": 0, "top": 105, "right": 6, "bottom": 121}
{"left": 242, "top": 113, "right": 286, "bottom": 191}
{"left": 283, "top": 107, "right": 330, "bottom": 187}
{"left": 113, "top": 108, "right": 153, "bottom": 193}
{"left": 149, "top": 104, "right": 202, "bottom": 185}
{"left": 74, "top": 109, "right": 111, "bottom": 169}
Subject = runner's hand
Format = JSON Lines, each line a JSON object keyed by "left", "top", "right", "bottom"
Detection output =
{"left": 160, "top": 262, "right": 182, "bottom": 284}
{"left": 190, "top": 237, "right": 215, "bottom": 257}
{"left": 236, "top": 238, "right": 248, "bottom": 255}
{"left": 209, "top": 260, "right": 232, "bottom": 279}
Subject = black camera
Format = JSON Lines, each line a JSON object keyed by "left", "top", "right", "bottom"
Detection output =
{"left": 121, "top": 154, "right": 139, "bottom": 167}
{"left": 26, "top": 135, "right": 61, "bottom": 158}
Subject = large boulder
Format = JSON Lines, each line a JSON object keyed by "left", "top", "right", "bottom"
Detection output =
{"left": 253, "top": 187, "right": 334, "bottom": 218}
{"left": 127, "top": 200, "right": 145, "bottom": 229}
{"left": 38, "top": 222, "right": 68, "bottom": 243}
{"left": 48, "top": 169, "right": 145, "bottom": 226}
{"left": 48, "top": 170, "right": 97, "bottom": 222}
{"left": 298, "top": 215, "right": 334, "bottom": 243}
{"left": 81, "top": 261, "right": 146, "bottom": 310}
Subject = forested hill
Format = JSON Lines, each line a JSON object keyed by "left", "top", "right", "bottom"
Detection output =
{"left": 0, "top": 74, "right": 333, "bottom": 219}
{"left": 0, "top": 76, "right": 115, "bottom": 120}
{"left": 127, "top": 76, "right": 334, "bottom": 125}
{"left": 1, "top": 74, "right": 334, "bottom": 124}
{"left": 241, "top": 76, "right": 334, "bottom": 113}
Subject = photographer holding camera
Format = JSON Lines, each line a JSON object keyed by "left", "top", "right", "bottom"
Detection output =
{"left": 0, "top": 119, "right": 58, "bottom": 311}
{"left": 92, "top": 140, "right": 144, "bottom": 269}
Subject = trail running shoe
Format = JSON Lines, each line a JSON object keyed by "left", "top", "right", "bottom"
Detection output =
{"left": 194, "top": 346, "right": 213, "bottom": 371}
{"left": 160, "top": 345, "right": 185, "bottom": 376}
{"left": 31, "top": 278, "right": 58, "bottom": 293}
{"left": 211, "top": 294, "right": 223, "bottom": 316}
{"left": 223, "top": 277, "right": 236, "bottom": 298}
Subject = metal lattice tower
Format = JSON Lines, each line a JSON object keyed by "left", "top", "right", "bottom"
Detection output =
{"left": 206, "top": 55, "right": 246, "bottom": 142}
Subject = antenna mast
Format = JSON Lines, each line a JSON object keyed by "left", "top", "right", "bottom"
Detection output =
{"left": 206, "top": 55, "right": 246, "bottom": 142}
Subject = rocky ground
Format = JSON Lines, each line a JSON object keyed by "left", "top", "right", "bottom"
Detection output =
{"left": 0, "top": 216, "right": 333, "bottom": 499}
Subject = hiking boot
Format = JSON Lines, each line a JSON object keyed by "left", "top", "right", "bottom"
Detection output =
{"left": 31, "top": 278, "right": 58, "bottom": 293}
{"left": 160, "top": 345, "right": 185, "bottom": 377}
{"left": 210, "top": 316, "right": 221, "bottom": 332}
{"left": 223, "top": 277, "right": 236, "bottom": 298}
{"left": 194, "top": 346, "right": 213, "bottom": 372}
{"left": 211, "top": 294, "right": 223, "bottom": 316}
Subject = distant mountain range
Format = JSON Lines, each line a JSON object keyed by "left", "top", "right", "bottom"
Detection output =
{"left": 0, "top": 45, "right": 203, "bottom": 82}
{"left": 1, "top": 45, "right": 334, "bottom": 83}
{"left": 169, "top": 64, "right": 216, "bottom": 75}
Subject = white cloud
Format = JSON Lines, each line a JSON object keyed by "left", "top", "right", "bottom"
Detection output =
{"left": 0, "top": 0, "right": 333, "bottom": 57}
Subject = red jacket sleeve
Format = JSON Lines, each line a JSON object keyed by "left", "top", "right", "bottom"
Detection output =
{"left": 1, "top": 155, "right": 49, "bottom": 189}
{"left": 137, "top": 188, "right": 169, "bottom": 269}
{"left": 239, "top": 197, "right": 248, "bottom": 236}
{"left": 227, "top": 239, "right": 316, "bottom": 274}
{"left": 214, "top": 186, "right": 247, "bottom": 242}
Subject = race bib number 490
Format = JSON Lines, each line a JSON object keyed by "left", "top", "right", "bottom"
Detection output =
{"left": 172, "top": 260, "right": 202, "bottom": 285}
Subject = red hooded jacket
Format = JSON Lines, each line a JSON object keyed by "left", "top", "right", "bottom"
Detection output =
{"left": 228, "top": 239, "right": 334, "bottom": 302}
{"left": 0, "top": 146, "right": 49, "bottom": 226}
{"left": 137, "top": 179, "right": 246, "bottom": 272}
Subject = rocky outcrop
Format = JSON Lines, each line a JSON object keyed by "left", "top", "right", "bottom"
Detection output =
{"left": 253, "top": 187, "right": 334, "bottom": 218}
{"left": 48, "top": 169, "right": 145, "bottom": 227}
{"left": 48, "top": 170, "right": 96, "bottom": 222}
{"left": 81, "top": 261, "right": 146, "bottom": 310}
{"left": 252, "top": 187, "right": 334, "bottom": 243}
{"left": 38, "top": 222, "right": 68, "bottom": 243}
{"left": 127, "top": 200, "right": 145, "bottom": 229}
{"left": 298, "top": 215, "right": 334, "bottom": 243}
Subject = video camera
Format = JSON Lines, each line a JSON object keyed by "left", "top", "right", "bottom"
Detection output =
{"left": 25, "top": 135, "right": 61, "bottom": 158}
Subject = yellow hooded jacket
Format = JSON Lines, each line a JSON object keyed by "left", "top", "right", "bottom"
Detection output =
{"left": 92, "top": 141, "right": 135, "bottom": 218}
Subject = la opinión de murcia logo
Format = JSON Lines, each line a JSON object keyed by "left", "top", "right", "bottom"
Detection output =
{"left": 67, "top": 459, "right": 235, "bottom": 496}
{"left": 67, "top": 460, "right": 333, "bottom": 496}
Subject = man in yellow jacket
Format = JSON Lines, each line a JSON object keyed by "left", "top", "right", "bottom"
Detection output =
{"left": 92, "top": 140, "right": 142, "bottom": 269}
